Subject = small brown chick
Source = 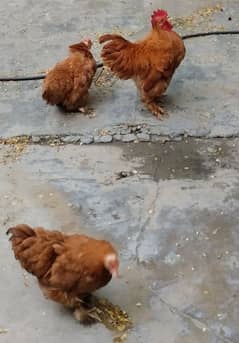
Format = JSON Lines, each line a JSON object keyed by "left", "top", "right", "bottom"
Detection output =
{"left": 42, "top": 39, "right": 97, "bottom": 112}
{"left": 7, "top": 224, "right": 119, "bottom": 324}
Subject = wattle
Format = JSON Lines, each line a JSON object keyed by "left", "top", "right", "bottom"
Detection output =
{"left": 162, "top": 21, "right": 173, "bottom": 31}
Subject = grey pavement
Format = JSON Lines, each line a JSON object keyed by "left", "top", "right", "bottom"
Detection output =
{"left": 1, "top": 0, "right": 239, "bottom": 343}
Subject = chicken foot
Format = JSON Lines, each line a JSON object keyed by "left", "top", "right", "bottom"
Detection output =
{"left": 143, "top": 99, "right": 168, "bottom": 120}
{"left": 73, "top": 306, "right": 101, "bottom": 325}
{"left": 78, "top": 107, "right": 95, "bottom": 117}
{"left": 40, "top": 284, "right": 99, "bottom": 325}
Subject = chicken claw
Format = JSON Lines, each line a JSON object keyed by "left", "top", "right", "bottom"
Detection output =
{"left": 145, "top": 101, "right": 168, "bottom": 120}
{"left": 75, "top": 294, "right": 96, "bottom": 308}
{"left": 78, "top": 107, "right": 96, "bottom": 117}
{"left": 73, "top": 307, "right": 100, "bottom": 325}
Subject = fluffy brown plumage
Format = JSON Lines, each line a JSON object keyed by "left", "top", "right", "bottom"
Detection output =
{"left": 7, "top": 224, "right": 119, "bottom": 323}
{"left": 42, "top": 39, "right": 96, "bottom": 112}
{"left": 99, "top": 9, "right": 186, "bottom": 119}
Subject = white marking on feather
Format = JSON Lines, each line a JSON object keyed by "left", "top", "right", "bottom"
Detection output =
{"left": 86, "top": 276, "right": 94, "bottom": 283}
{"left": 104, "top": 253, "right": 117, "bottom": 265}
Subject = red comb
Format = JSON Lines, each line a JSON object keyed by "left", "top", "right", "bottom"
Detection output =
{"left": 151, "top": 9, "right": 169, "bottom": 20}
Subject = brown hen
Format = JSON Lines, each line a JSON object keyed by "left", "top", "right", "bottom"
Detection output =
{"left": 42, "top": 39, "right": 96, "bottom": 112}
{"left": 7, "top": 224, "right": 119, "bottom": 323}
{"left": 99, "top": 9, "right": 186, "bottom": 119}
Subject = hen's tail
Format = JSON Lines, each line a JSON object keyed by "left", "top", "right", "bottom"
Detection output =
{"left": 7, "top": 224, "right": 36, "bottom": 263}
{"left": 7, "top": 224, "right": 35, "bottom": 242}
{"left": 99, "top": 34, "right": 134, "bottom": 79}
{"left": 99, "top": 34, "right": 128, "bottom": 44}
{"left": 7, "top": 224, "right": 55, "bottom": 278}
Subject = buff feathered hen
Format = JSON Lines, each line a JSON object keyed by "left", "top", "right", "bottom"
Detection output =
{"left": 7, "top": 224, "right": 119, "bottom": 323}
{"left": 42, "top": 39, "right": 96, "bottom": 112}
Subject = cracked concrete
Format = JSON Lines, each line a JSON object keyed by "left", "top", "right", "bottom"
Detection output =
{"left": 1, "top": 138, "right": 239, "bottom": 343}
{"left": 1, "top": 0, "right": 239, "bottom": 342}
{"left": 135, "top": 181, "right": 161, "bottom": 264}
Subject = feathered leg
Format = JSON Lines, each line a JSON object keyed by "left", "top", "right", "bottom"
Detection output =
{"left": 141, "top": 96, "right": 166, "bottom": 119}
{"left": 40, "top": 283, "right": 99, "bottom": 325}
{"left": 136, "top": 73, "right": 169, "bottom": 119}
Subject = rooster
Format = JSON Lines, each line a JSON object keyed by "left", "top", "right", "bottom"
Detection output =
{"left": 99, "top": 9, "right": 186, "bottom": 119}
{"left": 42, "top": 39, "right": 96, "bottom": 112}
{"left": 7, "top": 224, "right": 119, "bottom": 323}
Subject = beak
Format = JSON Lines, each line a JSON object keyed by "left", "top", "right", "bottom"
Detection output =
{"left": 111, "top": 268, "right": 119, "bottom": 278}
{"left": 83, "top": 39, "right": 92, "bottom": 48}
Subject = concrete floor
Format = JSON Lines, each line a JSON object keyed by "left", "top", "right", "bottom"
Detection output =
{"left": 0, "top": 0, "right": 239, "bottom": 342}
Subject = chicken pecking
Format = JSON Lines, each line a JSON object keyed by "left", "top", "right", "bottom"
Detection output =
{"left": 7, "top": 224, "right": 119, "bottom": 323}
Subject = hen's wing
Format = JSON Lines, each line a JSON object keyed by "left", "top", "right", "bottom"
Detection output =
{"left": 65, "top": 57, "right": 96, "bottom": 105}
{"left": 141, "top": 35, "right": 185, "bottom": 94}
{"left": 48, "top": 236, "right": 110, "bottom": 295}
{"left": 42, "top": 58, "right": 75, "bottom": 105}
{"left": 48, "top": 237, "right": 89, "bottom": 292}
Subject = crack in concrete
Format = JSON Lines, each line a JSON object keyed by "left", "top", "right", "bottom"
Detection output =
{"left": 135, "top": 169, "right": 160, "bottom": 263}
{"left": 150, "top": 288, "right": 235, "bottom": 343}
